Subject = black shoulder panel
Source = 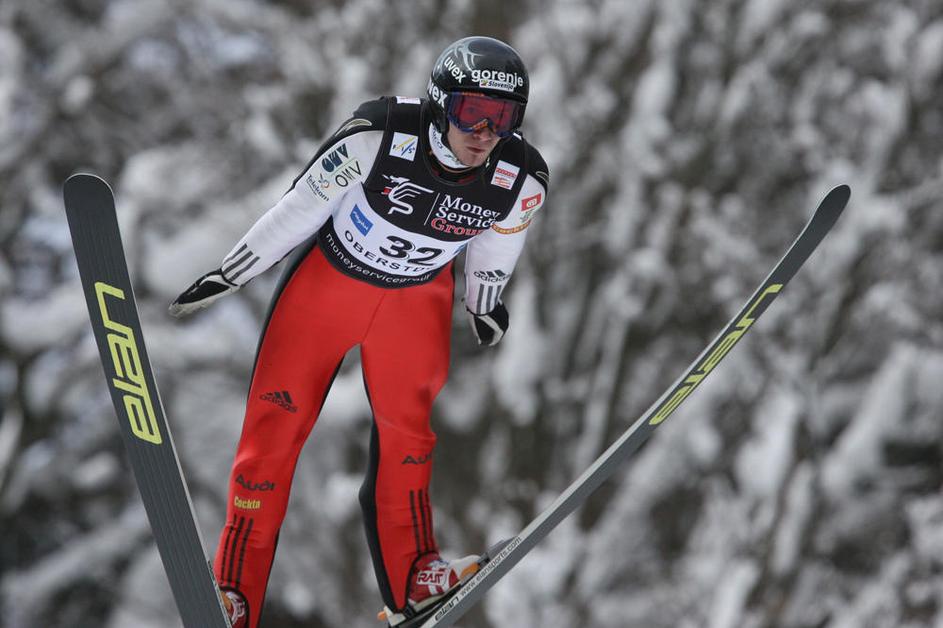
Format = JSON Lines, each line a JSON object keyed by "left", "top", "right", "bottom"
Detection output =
{"left": 334, "top": 97, "right": 390, "bottom": 139}
{"left": 524, "top": 141, "right": 550, "bottom": 193}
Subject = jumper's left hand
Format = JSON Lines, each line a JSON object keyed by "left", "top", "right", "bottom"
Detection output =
{"left": 467, "top": 301, "right": 509, "bottom": 346}
{"left": 169, "top": 269, "right": 238, "bottom": 317}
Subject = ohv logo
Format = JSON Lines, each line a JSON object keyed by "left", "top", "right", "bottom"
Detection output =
{"left": 322, "top": 144, "right": 350, "bottom": 172}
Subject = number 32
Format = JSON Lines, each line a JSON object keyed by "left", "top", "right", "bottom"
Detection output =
{"left": 380, "top": 236, "right": 442, "bottom": 266}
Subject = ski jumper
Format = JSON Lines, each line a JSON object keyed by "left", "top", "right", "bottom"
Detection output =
{"left": 212, "top": 97, "right": 549, "bottom": 626}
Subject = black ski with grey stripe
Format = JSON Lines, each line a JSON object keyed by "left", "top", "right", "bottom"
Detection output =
{"left": 64, "top": 174, "right": 232, "bottom": 628}
{"left": 417, "top": 185, "right": 851, "bottom": 628}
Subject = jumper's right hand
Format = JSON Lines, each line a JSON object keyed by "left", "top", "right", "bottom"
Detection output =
{"left": 467, "top": 300, "right": 510, "bottom": 347}
{"left": 168, "top": 269, "right": 238, "bottom": 317}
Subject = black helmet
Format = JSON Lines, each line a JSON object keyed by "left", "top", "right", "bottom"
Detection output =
{"left": 427, "top": 36, "right": 529, "bottom": 134}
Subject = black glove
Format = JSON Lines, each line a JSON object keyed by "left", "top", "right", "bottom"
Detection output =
{"left": 168, "top": 269, "right": 238, "bottom": 317}
{"left": 467, "top": 301, "right": 509, "bottom": 346}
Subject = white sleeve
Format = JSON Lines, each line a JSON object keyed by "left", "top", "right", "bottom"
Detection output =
{"left": 464, "top": 173, "right": 547, "bottom": 314}
{"left": 219, "top": 130, "right": 383, "bottom": 285}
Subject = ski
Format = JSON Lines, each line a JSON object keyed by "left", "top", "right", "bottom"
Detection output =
{"left": 420, "top": 185, "right": 851, "bottom": 628}
{"left": 63, "top": 173, "right": 232, "bottom": 628}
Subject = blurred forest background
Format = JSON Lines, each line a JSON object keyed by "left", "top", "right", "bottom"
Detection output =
{"left": 2, "top": 0, "right": 942, "bottom": 627}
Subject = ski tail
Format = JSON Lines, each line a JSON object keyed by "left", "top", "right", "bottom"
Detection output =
{"left": 64, "top": 173, "right": 232, "bottom": 628}
{"left": 421, "top": 184, "right": 851, "bottom": 628}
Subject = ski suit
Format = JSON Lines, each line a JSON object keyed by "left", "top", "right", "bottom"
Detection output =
{"left": 212, "top": 96, "right": 549, "bottom": 626}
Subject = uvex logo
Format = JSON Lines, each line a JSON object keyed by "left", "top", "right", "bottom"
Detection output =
{"left": 443, "top": 56, "right": 466, "bottom": 82}
{"left": 402, "top": 452, "right": 432, "bottom": 465}
{"left": 427, "top": 79, "right": 447, "bottom": 108}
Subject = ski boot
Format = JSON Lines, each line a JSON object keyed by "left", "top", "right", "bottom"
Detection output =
{"left": 220, "top": 588, "right": 248, "bottom": 628}
{"left": 378, "top": 552, "right": 481, "bottom": 627}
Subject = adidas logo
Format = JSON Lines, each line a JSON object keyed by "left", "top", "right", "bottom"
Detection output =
{"left": 259, "top": 390, "right": 298, "bottom": 413}
{"left": 473, "top": 269, "right": 507, "bottom": 283}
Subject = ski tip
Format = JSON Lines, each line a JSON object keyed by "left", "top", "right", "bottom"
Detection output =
{"left": 827, "top": 184, "right": 851, "bottom": 205}
{"left": 63, "top": 173, "right": 116, "bottom": 209}
{"left": 64, "top": 172, "right": 113, "bottom": 195}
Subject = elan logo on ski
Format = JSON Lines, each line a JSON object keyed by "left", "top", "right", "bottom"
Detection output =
{"left": 260, "top": 390, "right": 298, "bottom": 413}
{"left": 95, "top": 281, "right": 163, "bottom": 445}
{"left": 649, "top": 283, "right": 783, "bottom": 426}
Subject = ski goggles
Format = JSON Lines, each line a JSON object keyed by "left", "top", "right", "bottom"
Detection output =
{"left": 446, "top": 92, "right": 524, "bottom": 138}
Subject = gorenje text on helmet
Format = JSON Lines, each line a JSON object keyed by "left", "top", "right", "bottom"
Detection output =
{"left": 470, "top": 69, "right": 525, "bottom": 92}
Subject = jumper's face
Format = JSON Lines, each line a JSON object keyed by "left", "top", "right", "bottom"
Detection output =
{"left": 446, "top": 123, "right": 500, "bottom": 168}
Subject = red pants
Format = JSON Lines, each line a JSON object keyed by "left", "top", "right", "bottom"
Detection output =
{"left": 213, "top": 245, "right": 454, "bottom": 626}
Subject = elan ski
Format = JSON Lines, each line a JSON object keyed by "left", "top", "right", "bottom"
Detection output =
{"left": 421, "top": 185, "right": 851, "bottom": 628}
{"left": 64, "top": 173, "right": 232, "bottom": 628}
